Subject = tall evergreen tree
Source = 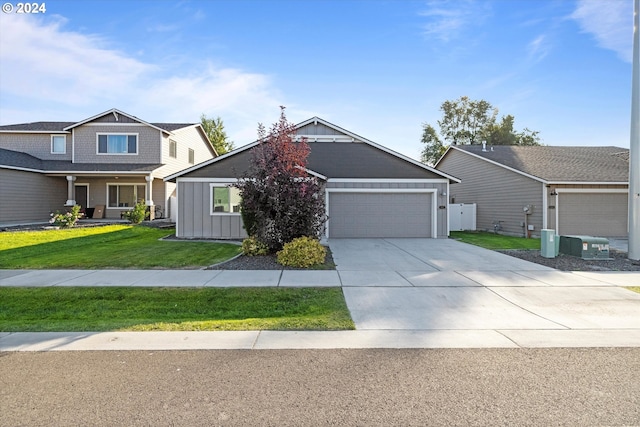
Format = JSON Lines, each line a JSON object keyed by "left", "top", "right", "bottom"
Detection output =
{"left": 200, "top": 114, "right": 234, "bottom": 155}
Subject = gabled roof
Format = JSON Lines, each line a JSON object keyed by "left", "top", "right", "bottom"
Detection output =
{"left": 0, "top": 148, "right": 162, "bottom": 174}
{"left": 165, "top": 116, "right": 460, "bottom": 183}
{"left": 438, "top": 145, "right": 629, "bottom": 184}
{"left": 0, "top": 109, "right": 197, "bottom": 135}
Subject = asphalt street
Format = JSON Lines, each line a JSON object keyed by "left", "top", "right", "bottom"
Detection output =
{"left": 2, "top": 348, "right": 639, "bottom": 426}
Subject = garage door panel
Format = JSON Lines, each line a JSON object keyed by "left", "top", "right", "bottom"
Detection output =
{"left": 558, "top": 193, "right": 628, "bottom": 237}
{"left": 329, "top": 192, "right": 432, "bottom": 238}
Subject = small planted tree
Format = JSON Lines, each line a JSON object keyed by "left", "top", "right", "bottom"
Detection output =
{"left": 236, "top": 107, "right": 327, "bottom": 252}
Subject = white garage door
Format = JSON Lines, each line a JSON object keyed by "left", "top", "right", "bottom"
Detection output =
{"left": 328, "top": 192, "right": 433, "bottom": 238}
{"left": 558, "top": 192, "right": 628, "bottom": 237}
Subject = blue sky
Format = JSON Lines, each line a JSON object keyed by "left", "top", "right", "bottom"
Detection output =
{"left": 0, "top": 0, "right": 634, "bottom": 159}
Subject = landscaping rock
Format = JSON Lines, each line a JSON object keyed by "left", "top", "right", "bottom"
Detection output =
{"left": 500, "top": 249, "right": 640, "bottom": 272}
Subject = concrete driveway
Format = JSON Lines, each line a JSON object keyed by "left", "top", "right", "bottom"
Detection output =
{"left": 329, "top": 238, "right": 640, "bottom": 345}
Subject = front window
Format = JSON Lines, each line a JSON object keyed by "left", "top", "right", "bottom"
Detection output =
{"left": 211, "top": 185, "right": 241, "bottom": 214}
{"left": 51, "top": 135, "right": 66, "bottom": 154}
{"left": 169, "top": 140, "right": 177, "bottom": 158}
{"left": 108, "top": 184, "right": 146, "bottom": 208}
{"left": 188, "top": 148, "right": 195, "bottom": 164}
{"left": 98, "top": 134, "right": 137, "bottom": 154}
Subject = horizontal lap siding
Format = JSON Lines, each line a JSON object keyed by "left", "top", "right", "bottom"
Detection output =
{"left": 438, "top": 152, "right": 543, "bottom": 236}
{"left": 0, "top": 133, "right": 71, "bottom": 161}
{"left": 73, "top": 125, "right": 161, "bottom": 164}
{"left": 0, "top": 170, "right": 67, "bottom": 223}
{"left": 177, "top": 181, "right": 246, "bottom": 239}
{"left": 156, "top": 127, "right": 214, "bottom": 178}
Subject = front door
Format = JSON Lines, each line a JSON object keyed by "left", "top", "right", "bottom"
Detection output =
{"left": 75, "top": 184, "right": 89, "bottom": 208}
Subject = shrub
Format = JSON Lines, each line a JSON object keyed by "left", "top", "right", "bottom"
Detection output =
{"left": 236, "top": 108, "right": 327, "bottom": 252}
{"left": 50, "top": 205, "right": 83, "bottom": 228}
{"left": 123, "top": 201, "right": 149, "bottom": 224}
{"left": 242, "top": 236, "right": 269, "bottom": 256}
{"left": 277, "top": 236, "right": 326, "bottom": 268}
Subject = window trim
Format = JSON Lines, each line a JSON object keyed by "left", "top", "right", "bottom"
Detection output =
{"left": 96, "top": 133, "right": 139, "bottom": 155}
{"left": 51, "top": 135, "right": 66, "bottom": 154}
{"left": 169, "top": 139, "right": 177, "bottom": 158}
{"left": 106, "top": 183, "right": 147, "bottom": 210}
{"left": 209, "top": 183, "right": 242, "bottom": 215}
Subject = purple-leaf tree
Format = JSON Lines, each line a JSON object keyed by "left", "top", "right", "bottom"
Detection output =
{"left": 237, "top": 107, "right": 327, "bottom": 251}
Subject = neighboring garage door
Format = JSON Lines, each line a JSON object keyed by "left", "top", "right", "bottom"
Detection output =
{"left": 328, "top": 192, "right": 433, "bottom": 238}
{"left": 558, "top": 192, "right": 628, "bottom": 237}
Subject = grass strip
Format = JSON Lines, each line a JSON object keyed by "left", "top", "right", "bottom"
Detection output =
{"left": 628, "top": 287, "right": 640, "bottom": 294}
{"left": 0, "top": 225, "right": 241, "bottom": 269}
{"left": 0, "top": 287, "right": 355, "bottom": 332}
{"left": 450, "top": 231, "right": 541, "bottom": 250}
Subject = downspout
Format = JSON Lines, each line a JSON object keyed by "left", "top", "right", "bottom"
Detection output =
{"left": 542, "top": 183, "right": 548, "bottom": 230}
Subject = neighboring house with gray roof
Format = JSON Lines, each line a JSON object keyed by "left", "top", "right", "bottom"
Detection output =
{"left": 0, "top": 108, "right": 216, "bottom": 224}
{"left": 165, "top": 117, "right": 460, "bottom": 239}
{"left": 436, "top": 145, "right": 630, "bottom": 238}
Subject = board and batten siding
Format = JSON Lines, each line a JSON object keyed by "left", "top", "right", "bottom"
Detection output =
{"left": 177, "top": 181, "right": 246, "bottom": 239}
{"left": 296, "top": 122, "right": 344, "bottom": 136}
{"left": 438, "top": 152, "right": 543, "bottom": 237}
{"left": 0, "top": 169, "right": 67, "bottom": 223}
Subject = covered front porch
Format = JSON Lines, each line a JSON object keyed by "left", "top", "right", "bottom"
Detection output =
{"left": 52, "top": 172, "right": 170, "bottom": 220}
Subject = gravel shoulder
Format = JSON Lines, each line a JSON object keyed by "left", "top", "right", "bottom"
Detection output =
{"left": 500, "top": 249, "right": 640, "bottom": 271}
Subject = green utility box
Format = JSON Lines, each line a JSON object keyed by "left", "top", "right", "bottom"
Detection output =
{"left": 559, "top": 235, "right": 611, "bottom": 260}
{"left": 540, "top": 229, "right": 557, "bottom": 258}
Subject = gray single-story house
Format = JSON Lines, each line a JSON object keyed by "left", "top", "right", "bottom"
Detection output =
{"left": 436, "top": 145, "right": 629, "bottom": 238}
{"left": 165, "top": 117, "right": 460, "bottom": 239}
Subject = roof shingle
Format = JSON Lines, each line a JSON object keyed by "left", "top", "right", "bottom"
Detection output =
{"left": 453, "top": 145, "right": 629, "bottom": 182}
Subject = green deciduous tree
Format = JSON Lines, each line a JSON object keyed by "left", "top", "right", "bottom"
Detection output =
{"left": 420, "top": 124, "right": 446, "bottom": 166}
{"left": 200, "top": 114, "right": 234, "bottom": 155}
{"left": 421, "top": 96, "right": 542, "bottom": 165}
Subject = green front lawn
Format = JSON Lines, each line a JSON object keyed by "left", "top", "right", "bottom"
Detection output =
{"left": 0, "top": 287, "right": 355, "bottom": 331}
{"left": 450, "top": 231, "right": 541, "bottom": 250}
{"left": 0, "top": 225, "right": 241, "bottom": 269}
{"left": 629, "top": 287, "right": 640, "bottom": 294}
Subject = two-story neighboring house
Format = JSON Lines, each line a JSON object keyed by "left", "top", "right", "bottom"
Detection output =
{"left": 0, "top": 108, "right": 217, "bottom": 224}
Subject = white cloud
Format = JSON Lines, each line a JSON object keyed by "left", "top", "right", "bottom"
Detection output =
{"left": 0, "top": 13, "right": 284, "bottom": 144}
{"left": 527, "top": 34, "right": 551, "bottom": 63}
{"left": 571, "top": 0, "right": 632, "bottom": 62}
{"left": 419, "top": 0, "right": 490, "bottom": 42}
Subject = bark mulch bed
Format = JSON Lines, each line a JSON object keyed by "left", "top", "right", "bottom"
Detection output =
{"left": 208, "top": 248, "right": 336, "bottom": 271}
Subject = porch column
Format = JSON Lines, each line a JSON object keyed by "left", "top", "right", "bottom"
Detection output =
{"left": 65, "top": 175, "right": 76, "bottom": 206}
{"left": 145, "top": 175, "right": 154, "bottom": 206}
{"left": 145, "top": 174, "right": 155, "bottom": 220}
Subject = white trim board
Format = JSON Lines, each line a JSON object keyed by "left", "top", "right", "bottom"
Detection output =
{"left": 328, "top": 178, "right": 449, "bottom": 184}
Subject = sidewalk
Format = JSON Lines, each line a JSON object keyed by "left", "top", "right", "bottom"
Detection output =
{"left": 1, "top": 268, "right": 640, "bottom": 351}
